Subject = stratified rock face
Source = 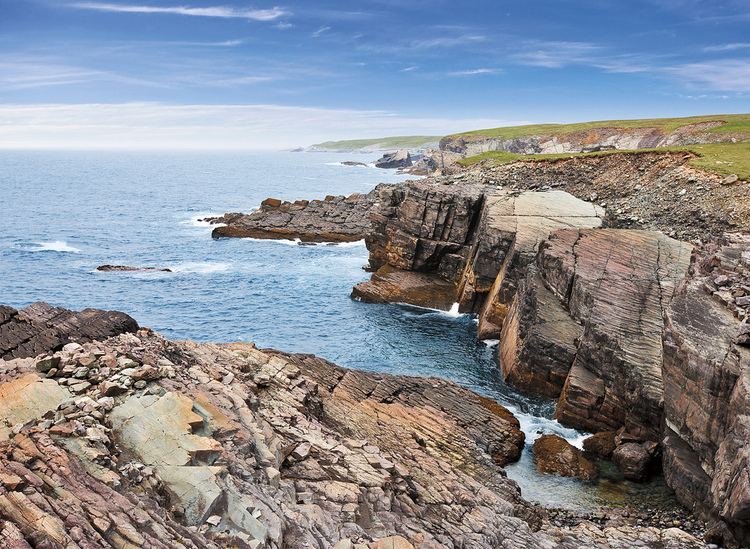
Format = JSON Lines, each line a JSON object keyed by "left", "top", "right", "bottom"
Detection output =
{"left": 358, "top": 180, "right": 602, "bottom": 315}
{"left": 209, "top": 189, "right": 385, "bottom": 242}
{"left": 0, "top": 302, "right": 138, "bottom": 360}
{"left": 662, "top": 234, "right": 750, "bottom": 546}
{"left": 532, "top": 434, "right": 598, "bottom": 481}
{"left": 500, "top": 229, "right": 692, "bottom": 440}
{"left": 351, "top": 265, "right": 458, "bottom": 310}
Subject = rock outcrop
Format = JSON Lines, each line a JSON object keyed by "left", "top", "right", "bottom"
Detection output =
{"left": 0, "top": 302, "right": 138, "bottom": 360}
{"left": 532, "top": 434, "right": 598, "bottom": 481}
{"left": 374, "top": 150, "right": 412, "bottom": 169}
{"left": 435, "top": 120, "right": 742, "bottom": 168}
{"left": 96, "top": 265, "right": 172, "bottom": 272}
{"left": 661, "top": 233, "right": 750, "bottom": 546}
{"left": 0, "top": 305, "right": 707, "bottom": 548}
{"left": 208, "top": 190, "right": 385, "bottom": 242}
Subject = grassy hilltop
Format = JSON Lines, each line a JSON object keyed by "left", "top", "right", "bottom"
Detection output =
{"left": 311, "top": 135, "right": 438, "bottom": 151}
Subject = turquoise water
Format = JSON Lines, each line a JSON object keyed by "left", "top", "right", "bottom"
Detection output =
{"left": 0, "top": 150, "right": 676, "bottom": 511}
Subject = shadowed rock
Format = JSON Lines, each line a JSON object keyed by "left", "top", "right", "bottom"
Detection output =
{"left": 532, "top": 434, "right": 598, "bottom": 481}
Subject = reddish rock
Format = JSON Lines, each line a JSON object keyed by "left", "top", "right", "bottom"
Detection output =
{"left": 533, "top": 434, "right": 598, "bottom": 480}
{"left": 583, "top": 431, "right": 617, "bottom": 459}
{"left": 351, "top": 265, "right": 458, "bottom": 310}
{"left": 612, "top": 441, "right": 659, "bottom": 481}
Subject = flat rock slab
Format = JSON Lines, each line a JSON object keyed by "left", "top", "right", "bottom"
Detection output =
{"left": 351, "top": 265, "right": 458, "bottom": 310}
{"left": 0, "top": 373, "right": 70, "bottom": 441}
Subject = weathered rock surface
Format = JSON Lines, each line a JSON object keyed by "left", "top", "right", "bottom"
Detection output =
{"left": 612, "top": 442, "right": 659, "bottom": 482}
{"left": 661, "top": 233, "right": 750, "bottom": 547}
{"left": 0, "top": 302, "right": 138, "bottom": 360}
{"left": 532, "top": 434, "right": 598, "bottom": 481}
{"left": 96, "top": 264, "right": 172, "bottom": 272}
{"left": 582, "top": 431, "right": 617, "bottom": 459}
{"left": 0, "top": 305, "right": 705, "bottom": 548}
{"left": 208, "top": 190, "right": 385, "bottom": 242}
{"left": 357, "top": 179, "right": 602, "bottom": 316}
{"left": 375, "top": 150, "right": 412, "bottom": 169}
{"left": 351, "top": 265, "right": 457, "bottom": 310}
{"left": 508, "top": 229, "right": 692, "bottom": 440}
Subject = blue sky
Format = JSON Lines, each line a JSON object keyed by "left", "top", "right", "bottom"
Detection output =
{"left": 1, "top": 0, "right": 749, "bottom": 148}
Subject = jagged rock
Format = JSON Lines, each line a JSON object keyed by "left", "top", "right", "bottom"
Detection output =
{"left": 0, "top": 302, "right": 138, "bottom": 360}
{"left": 532, "top": 434, "right": 597, "bottom": 480}
{"left": 374, "top": 150, "right": 411, "bottom": 169}
{"left": 351, "top": 265, "right": 457, "bottom": 310}
{"left": 662, "top": 234, "right": 750, "bottom": 547}
{"left": 612, "top": 442, "right": 659, "bottom": 481}
{"left": 583, "top": 431, "right": 617, "bottom": 459}
{"left": 208, "top": 189, "right": 384, "bottom": 242}
{"left": 0, "top": 304, "right": 704, "bottom": 548}
{"left": 96, "top": 264, "right": 172, "bottom": 272}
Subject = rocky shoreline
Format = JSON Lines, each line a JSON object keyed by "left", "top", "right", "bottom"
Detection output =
{"left": 197, "top": 148, "right": 750, "bottom": 547}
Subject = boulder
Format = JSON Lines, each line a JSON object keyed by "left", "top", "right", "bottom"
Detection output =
{"left": 612, "top": 441, "right": 659, "bottom": 481}
{"left": 583, "top": 431, "right": 617, "bottom": 459}
{"left": 532, "top": 434, "right": 598, "bottom": 481}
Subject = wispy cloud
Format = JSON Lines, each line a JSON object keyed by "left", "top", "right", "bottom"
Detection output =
{"left": 0, "top": 59, "right": 164, "bottom": 90}
{"left": 665, "top": 59, "right": 750, "bottom": 92}
{"left": 703, "top": 43, "right": 750, "bottom": 52}
{"left": 0, "top": 102, "right": 528, "bottom": 150}
{"left": 69, "top": 3, "right": 290, "bottom": 21}
{"left": 513, "top": 41, "right": 600, "bottom": 68}
{"left": 312, "top": 26, "right": 331, "bottom": 38}
{"left": 410, "top": 34, "right": 486, "bottom": 49}
{"left": 447, "top": 68, "right": 503, "bottom": 77}
{"left": 400, "top": 65, "right": 418, "bottom": 72}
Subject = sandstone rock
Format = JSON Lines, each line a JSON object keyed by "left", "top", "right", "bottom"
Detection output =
{"left": 351, "top": 265, "right": 458, "bottom": 310}
{"left": 0, "top": 374, "right": 70, "bottom": 440}
{"left": 532, "top": 434, "right": 598, "bottom": 481}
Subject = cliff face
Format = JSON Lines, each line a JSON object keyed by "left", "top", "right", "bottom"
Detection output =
{"left": 0, "top": 305, "right": 707, "bottom": 548}
{"left": 436, "top": 121, "right": 740, "bottom": 166}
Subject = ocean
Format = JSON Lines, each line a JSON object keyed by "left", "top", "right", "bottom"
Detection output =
{"left": 0, "top": 149, "right": 676, "bottom": 510}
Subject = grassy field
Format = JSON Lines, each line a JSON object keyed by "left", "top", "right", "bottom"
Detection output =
{"left": 458, "top": 142, "right": 750, "bottom": 180}
{"left": 450, "top": 113, "right": 750, "bottom": 140}
{"left": 311, "top": 135, "right": 439, "bottom": 150}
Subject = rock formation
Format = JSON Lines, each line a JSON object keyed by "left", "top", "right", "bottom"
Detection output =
{"left": 0, "top": 302, "right": 138, "bottom": 360}
{"left": 0, "top": 305, "right": 707, "bottom": 548}
{"left": 96, "top": 265, "right": 172, "bottom": 272}
{"left": 208, "top": 190, "right": 385, "bottom": 242}
{"left": 532, "top": 434, "right": 598, "bottom": 481}
{"left": 661, "top": 233, "right": 750, "bottom": 546}
{"left": 374, "top": 150, "right": 412, "bottom": 169}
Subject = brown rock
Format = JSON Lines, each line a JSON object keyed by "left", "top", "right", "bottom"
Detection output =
{"left": 351, "top": 265, "right": 458, "bottom": 310}
{"left": 532, "top": 434, "right": 597, "bottom": 480}
{"left": 612, "top": 441, "right": 659, "bottom": 481}
{"left": 583, "top": 431, "right": 617, "bottom": 459}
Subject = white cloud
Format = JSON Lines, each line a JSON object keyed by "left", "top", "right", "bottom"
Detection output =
{"left": 513, "top": 41, "right": 601, "bottom": 68}
{"left": 400, "top": 66, "right": 418, "bottom": 72}
{"left": 666, "top": 59, "right": 750, "bottom": 92}
{"left": 703, "top": 43, "right": 750, "bottom": 52}
{"left": 312, "top": 26, "right": 331, "bottom": 38}
{"left": 0, "top": 103, "right": 526, "bottom": 150}
{"left": 69, "top": 3, "right": 289, "bottom": 21}
{"left": 447, "top": 68, "right": 502, "bottom": 77}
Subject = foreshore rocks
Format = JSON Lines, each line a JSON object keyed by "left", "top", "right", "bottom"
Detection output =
{"left": 533, "top": 434, "right": 598, "bottom": 481}
{"left": 0, "top": 304, "right": 707, "bottom": 548}
{"left": 208, "top": 190, "right": 385, "bottom": 242}
{"left": 96, "top": 264, "right": 172, "bottom": 272}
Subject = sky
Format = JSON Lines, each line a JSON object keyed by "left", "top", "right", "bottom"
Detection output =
{"left": 0, "top": 0, "right": 749, "bottom": 149}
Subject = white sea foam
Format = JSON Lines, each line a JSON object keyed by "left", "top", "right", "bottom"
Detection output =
{"left": 322, "top": 239, "right": 366, "bottom": 248}
{"left": 481, "top": 339, "right": 500, "bottom": 348}
{"left": 513, "top": 409, "right": 588, "bottom": 448}
{"left": 170, "top": 262, "right": 232, "bottom": 274}
{"left": 396, "top": 301, "right": 468, "bottom": 319}
{"left": 30, "top": 240, "right": 81, "bottom": 253}
{"left": 245, "top": 237, "right": 302, "bottom": 246}
{"left": 180, "top": 213, "right": 225, "bottom": 229}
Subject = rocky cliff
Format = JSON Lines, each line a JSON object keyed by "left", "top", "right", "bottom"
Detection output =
{"left": 434, "top": 120, "right": 744, "bottom": 168}
{"left": 0, "top": 305, "right": 708, "bottom": 548}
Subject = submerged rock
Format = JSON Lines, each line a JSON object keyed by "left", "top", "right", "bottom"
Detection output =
{"left": 97, "top": 264, "right": 172, "bottom": 272}
{"left": 532, "top": 434, "right": 598, "bottom": 481}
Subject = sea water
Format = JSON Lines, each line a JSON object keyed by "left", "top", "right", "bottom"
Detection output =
{"left": 0, "top": 150, "right": 677, "bottom": 511}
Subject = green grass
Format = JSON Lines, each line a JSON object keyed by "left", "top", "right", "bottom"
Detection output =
{"left": 458, "top": 142, "right": 750, "bottom": 180}
{"left": 450, "top": 114, "right": 750, "bottom": 140}
{"left": 312, "top": 135, "right": 439, "bottom": 150}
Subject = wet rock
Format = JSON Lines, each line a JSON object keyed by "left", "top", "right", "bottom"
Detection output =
{"left": 96, "top": 265, "right": 172, "bottom": 272}
{"left": 351, "top": 265, "right": 457, "bottom": 310}
{"left": 532, "top": 434, "right": 598, "bottom": 480}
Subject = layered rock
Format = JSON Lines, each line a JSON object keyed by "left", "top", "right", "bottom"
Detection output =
{"left": 0, "top": 302, "right": 138, "bottom": 360}
{"left": 503, "top": 229, "right": 692, "bottom": 440}
{"left": 355, "top": 180, "right": 603, "bottom": 317}
{"left": 0, "top": 305, "right": 706, "bottom": 548}
{"left": 209, "top": 190, "right": 385, "bottom": 242}
{"left": 661, "top": 233, "right": 750, "bottom": 546}
{"left": 374, "top": 150, "right": 412, "bottom": 169}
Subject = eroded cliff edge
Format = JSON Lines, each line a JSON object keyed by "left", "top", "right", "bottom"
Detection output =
{"left": 211, "top": 148, "right": 750, "bottom": 546}
{"left": 0, "top": 303, "right": 708, "bottom": 548}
